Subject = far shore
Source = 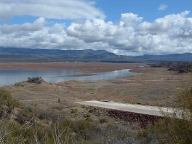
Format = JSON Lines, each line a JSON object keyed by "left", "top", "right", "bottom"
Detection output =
{"left": 0, "top": 62, "right": 147, "bottom": 73}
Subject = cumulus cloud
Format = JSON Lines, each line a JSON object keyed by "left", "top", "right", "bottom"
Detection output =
{"left": 158, "top": 4, "right": 168, "bottom": 11}
{"left": 0, "top": 11, "right": 192, "bottom": 55}
{"left": 0, "top": 0, "right": 105, "bottom": 19}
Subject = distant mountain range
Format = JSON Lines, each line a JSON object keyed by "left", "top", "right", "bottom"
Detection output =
{"left": 134, "top": 53, "right": 192, "bottom": 62}
{"left": 0, "top": 47, "right": 192, "bottom": 63}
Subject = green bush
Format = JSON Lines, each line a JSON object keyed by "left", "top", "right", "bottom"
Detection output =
{"left": 0, "top": 88, "right": 20, "bottom": 109}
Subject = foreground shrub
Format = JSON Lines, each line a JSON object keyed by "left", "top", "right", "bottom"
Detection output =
{"left": 0, "top": 88, "right": 20, "bottom": 110}
{"left": 0, "top": 89, "right": 142, "bottom": 143}
{"left": 145, "top": 87, "right": 192, "bottom": 144}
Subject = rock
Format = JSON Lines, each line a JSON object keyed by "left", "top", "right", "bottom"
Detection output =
{"left": 27, "top": 77, "right": 45, "bottom": 84}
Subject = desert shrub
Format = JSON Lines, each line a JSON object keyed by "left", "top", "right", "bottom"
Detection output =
{"left": 99, "top": 118, "right": 108, "bottom": 124}
{"left": 71, "top": 108, "right": 78, "bottom": 114}
{"left": 177, "top": 87, "right": 192, "bottom": 114}
{"left": 0, "top": 119, "right": 76, "bottom": 144}
{"left": 50, "top": 120, "right": 76, "bottom": 144}
{"left": 0, "top": 121, "right": 22, "bottom": 143}
{"left": 0, "top": 120, "right": 35, "bottom": 144}
{"left": 73, "top": 119, "right": 91, "bottom": 136}
{"left": 145, "top": 87, "right": 192, "bottom": 144}
{"left": 14, "top": 82, "right": 25, "bottom": 87}
{"left": 0, "top": 88, "right": 20, "bottom": 109}
{"left": 57, "top": 98, "right": 61, "bottom": 103}
{"left": 150, "top": 62, "right": 192, "bottom": 73}
{"left": 15, "top": 106, "right": 40, "bottom": 125}
{"left": 27, "top": 77, "right": 44, "bottom": 84}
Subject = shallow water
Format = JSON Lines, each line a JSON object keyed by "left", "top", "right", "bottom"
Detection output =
{"left": 0, "top": 69, "right": 133, "bottom": 86}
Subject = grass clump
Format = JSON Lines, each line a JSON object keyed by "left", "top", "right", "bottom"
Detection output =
{"left": 0, "top": 88, "right": 20, "bottom": 110}
{"left": 99, "top": 118, "right": 108, "bottom": 124}
{"left": 144, "top": 87, "right": 192, "bottom": 144}
{"left": 71, "top": 108, "right": 78, "bottom": 114}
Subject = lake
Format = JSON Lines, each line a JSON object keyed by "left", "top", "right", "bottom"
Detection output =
{"left": 0, "top": 69, "right": 133, "bottom": 86}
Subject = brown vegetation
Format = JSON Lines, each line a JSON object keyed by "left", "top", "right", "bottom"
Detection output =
{"left": 0, "top": 88, "right": 143, "bottom": 144}
{"left": 150, "top": 62, "right": 192, "bottom": 73}
{"left": 5, "top": 64, "right": 191, "bottom": 110}
{"left": 142, "top": 87, "right": 192, "bottom": 144}
{"left": 0, "top": 62, "right": 143, "bottom": 73}
{"left": 27, "top": 77, "right": 45, "bottom": 84}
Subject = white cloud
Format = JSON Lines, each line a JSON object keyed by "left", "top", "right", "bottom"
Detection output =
{"left": 0, "top": 0, "right": 105, "bottom": 19}
{"left": 158, "top": 4, "right": 168, "bottom": 11}
{"left": 0, "top": 11, "right": 192, "bottom": 55}
{"left": 120, "top": 13, "right": 143, "bottom": 26}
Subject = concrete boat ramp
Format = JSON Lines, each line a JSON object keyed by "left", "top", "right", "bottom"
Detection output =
{"left": 76, "top": 100, "right": 183, "bottom": 119}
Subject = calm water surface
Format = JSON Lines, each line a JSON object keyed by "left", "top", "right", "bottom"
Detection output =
{"left": 0, "top": 69, "right": 133, "bottom": 86}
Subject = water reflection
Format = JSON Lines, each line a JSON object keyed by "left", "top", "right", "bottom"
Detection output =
{"left": 0, "top": 69, "right": 133, "bottom": 86}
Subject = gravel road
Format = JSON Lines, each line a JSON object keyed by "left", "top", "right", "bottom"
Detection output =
{"left": 76, "top": 100, "right": 183, "bottom": 119}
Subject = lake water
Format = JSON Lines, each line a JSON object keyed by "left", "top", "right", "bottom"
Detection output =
{"left": 0, "top": 69, "right": 133, "bottom": 86}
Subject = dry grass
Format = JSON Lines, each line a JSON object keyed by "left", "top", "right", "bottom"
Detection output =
{"left": 0, "top": 89, "right": 143, "bottom": 144}
{"left": 142, "top": 87, "right": 192, "bottom": 144}
{"left": 3, "top": 64, "right": 191, "bottom": 111}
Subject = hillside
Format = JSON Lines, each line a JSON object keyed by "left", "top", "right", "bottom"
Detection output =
{"left": 0, "top": 47, "right": 192, "bottom": 62}
{"left": 0, "top": 48, "right": 127, "bottom": 62}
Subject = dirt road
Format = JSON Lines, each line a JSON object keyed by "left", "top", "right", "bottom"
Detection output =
{"left": 76, "top": 100, "right": 182, "bottom": 119}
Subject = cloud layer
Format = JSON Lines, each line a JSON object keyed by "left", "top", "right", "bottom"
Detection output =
{"left": 0, "top": 0, "right": 104, "bottom": 19}
{"left": 0, "top": 11, "right": 192, "bottom": 55}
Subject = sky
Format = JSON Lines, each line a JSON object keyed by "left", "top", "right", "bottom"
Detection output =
{"left": 0, "top": 0, "right": 192, "bottom": 55}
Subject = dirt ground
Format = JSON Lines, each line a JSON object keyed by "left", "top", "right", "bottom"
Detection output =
{"left": 2, "top": 62, "right": 192, "bottom": 111}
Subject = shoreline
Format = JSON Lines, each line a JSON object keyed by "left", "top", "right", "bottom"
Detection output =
{"left": 2, "top": 63, "right": 191, "bottom": 108}
{"left": 0, "top": 62, "right": 146, "bottom": 73}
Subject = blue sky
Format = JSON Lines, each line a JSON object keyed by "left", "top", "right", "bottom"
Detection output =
{"left": 1, "top": 0, "right": 192, "bottom": 24}
{"left": 0, "top": 0, "right": 192, "bottom": 55}
{"left": 96, "top": 0, "right": 192, "bottom": 21}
